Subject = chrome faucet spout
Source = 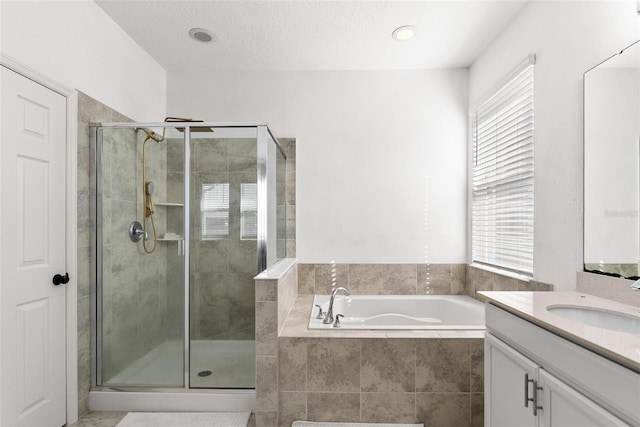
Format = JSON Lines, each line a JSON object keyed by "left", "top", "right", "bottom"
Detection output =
{"left": 323, "top": 286, "right": 351, "bottom": 324}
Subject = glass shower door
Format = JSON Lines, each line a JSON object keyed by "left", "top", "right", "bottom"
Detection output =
{"left": 188, "top": 128, "right": 257, "bottom": 388}
{"left": 97, "top": 126, "right": 185, "bottom": 387}
{"left": 96, "top": 123, "right": 285, "bottom": 391}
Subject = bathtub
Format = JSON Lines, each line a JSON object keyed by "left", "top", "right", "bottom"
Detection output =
{"left": 308, "top": 294, "right": 485, "bottom": 330}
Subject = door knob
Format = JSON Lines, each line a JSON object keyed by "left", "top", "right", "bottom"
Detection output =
{"left": 52, "top": 273, "right": 69, "bottom": 286}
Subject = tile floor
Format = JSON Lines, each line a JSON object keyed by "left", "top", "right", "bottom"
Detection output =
{"left": 68, "top": 411, "right": 127, "bottom": 427}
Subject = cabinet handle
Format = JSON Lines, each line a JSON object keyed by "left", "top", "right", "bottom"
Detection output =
{"left": 524, "top": 373, "right": 534, "bottom": 408}
{"left": 532, "top": 380, "right": 543, "bottom": 416}
{"left": 524, "top": 374, "right": 543, "bottom": 416}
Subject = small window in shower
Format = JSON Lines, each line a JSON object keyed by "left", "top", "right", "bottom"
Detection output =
{"left": 201, "top": 183, "right": 229, "bottom": 240}
{"left": 241, "top": 183, "right": 257, "bottom": 240}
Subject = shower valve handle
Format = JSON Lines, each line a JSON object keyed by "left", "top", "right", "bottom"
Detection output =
{"left": 52, "top": 273, "right": 69, "bottom": 286}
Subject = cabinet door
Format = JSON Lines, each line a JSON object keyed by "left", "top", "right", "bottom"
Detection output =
{"left": 538, "top": 370, "right": 630, "bottom": 427}
{"left": 485, "top": 333, "right": 539, "bottom": 427}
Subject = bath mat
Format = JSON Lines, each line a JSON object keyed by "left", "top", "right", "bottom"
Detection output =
{"left": 292, "top": 422, "right": 424, "bottom": 427}
{"left": 116, "top": 412, "right": 250, "bottom": 427}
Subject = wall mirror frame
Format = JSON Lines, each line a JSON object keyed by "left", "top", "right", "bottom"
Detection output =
{"left": 583, "top": 39, "right": 640, "bottom": 280}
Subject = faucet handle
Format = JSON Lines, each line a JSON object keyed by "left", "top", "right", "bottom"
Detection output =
{"left": 314, "top": 304, "right": 325, "bottom": 319}
{"left": 332, "top": 314, "right": 344, "bottom": 328}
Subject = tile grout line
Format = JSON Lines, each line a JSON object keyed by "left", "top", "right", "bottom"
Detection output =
{"left": 359, "top": 338, "right": 362, "bottom": 422}
{"left": 414, "top": 337, "right": 418, "bottom": 422}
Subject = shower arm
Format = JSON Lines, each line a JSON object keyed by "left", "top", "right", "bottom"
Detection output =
{"left": 139, "top": 117, "right": 199, "bottom": 143}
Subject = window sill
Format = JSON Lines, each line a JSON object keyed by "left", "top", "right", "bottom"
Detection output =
{"left": 469, "top": 263, "right": 532, "bottom": 283}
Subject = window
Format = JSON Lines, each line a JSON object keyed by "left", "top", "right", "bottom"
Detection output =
{"left": 240, "top": 183, "right": 257, "bottom": 240}
{"left": 472, "top": 58, "right": 535, "bottom": 276}
{"left": 201, "top": 183, "right": 229, "bottom": 239}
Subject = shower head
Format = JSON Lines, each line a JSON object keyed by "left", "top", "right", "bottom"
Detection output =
{"left": 144, "top": 129, "right": 164, "bottom": 143}
{"left": 136, "top": 127, "right": 164, "bottom": 143}
{"left": 164, "top": 117, "right": 214, "bottom": 133}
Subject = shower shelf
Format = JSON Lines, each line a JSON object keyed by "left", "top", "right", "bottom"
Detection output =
{"left": 157, "top": 236, "right": 183, "bottom": 241}
{"left": 155, "top": 202, "right": 184, "bottom": 207}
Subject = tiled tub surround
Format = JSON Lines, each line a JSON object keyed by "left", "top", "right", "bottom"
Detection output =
{"left": 278, "top": 296, "right": 484, "bottom": 426}
{"left": 297, "top": 263, "right": 552, "bottom": 299}
{"left": 257, "top": 261, "right": 539, "bottom": 426}
{"left": 278, "top": 337, "right": 484, "bottom": 427}
{"left": 255, "top": 259, "right": 299, "bottom": 426}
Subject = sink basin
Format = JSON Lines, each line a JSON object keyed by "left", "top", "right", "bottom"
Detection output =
{"left": 547, "top": 306, "right": 640, "bottom": 333}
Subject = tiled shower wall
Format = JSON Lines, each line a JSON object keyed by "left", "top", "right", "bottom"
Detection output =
{"left": 281, "top": 138, "right": 296, "bottom": 259}
{"left": 164, "top": 136, "right": 296, "bottom": 342}
{"left": 77, "top": 92, "right": 131, "bottom": 415}
{"left": 98, "top": 127, "right": 170, "bottom": 382}
{"left": 174, "top": 137, "right": 259, "bottom": 341}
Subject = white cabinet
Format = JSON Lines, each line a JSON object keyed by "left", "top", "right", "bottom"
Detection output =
{"left": 538, "top": 370, "right": 631, "bottom": 427}
{"left": 485, "top": 304, "right": 637, "bottom": 427}
{"left": 486, "top": 333, "right": 629, "bottom": 427}
{"left": 485, "top": 333, "right": 538, "bottom": 427}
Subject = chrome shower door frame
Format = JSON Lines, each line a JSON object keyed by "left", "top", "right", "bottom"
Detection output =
{"left": 91, "top": 121, "right": 286, "bottom": 393}
{"left": 257, "top": 125, "right": 268, "bottom": 273}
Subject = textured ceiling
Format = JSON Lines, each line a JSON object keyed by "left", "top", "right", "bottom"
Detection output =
{"left": 95, "top": 0, "right": 528, "bottom": 72}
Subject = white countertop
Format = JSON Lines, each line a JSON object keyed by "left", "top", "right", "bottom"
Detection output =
{"left": 479, "top": 291, "right": 640, "bottom": 372}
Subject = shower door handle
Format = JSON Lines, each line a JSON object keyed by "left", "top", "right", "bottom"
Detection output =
{"left": 178, "top": 239, "right": 185, "bottom": 256}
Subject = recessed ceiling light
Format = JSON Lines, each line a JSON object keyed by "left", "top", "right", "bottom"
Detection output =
{"left": 392, "top": 25, "right": 416, "bottom": 41}
{"left": 189, "top": 28, "right": 214, "bottom": 43}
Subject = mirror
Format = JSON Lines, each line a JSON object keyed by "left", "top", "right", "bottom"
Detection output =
{"left": 584, "top": 40, "right": 640, "bottom": 279}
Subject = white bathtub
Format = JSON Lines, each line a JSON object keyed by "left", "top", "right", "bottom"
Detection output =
{"left": 308, "top": 294, "right": 485, "bottom": 330}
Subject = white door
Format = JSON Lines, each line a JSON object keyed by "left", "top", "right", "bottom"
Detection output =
{"left": 1, "top": 66, "right": 67, "bottom": 426}
{"left": 538, "top": 370, "right": 631, "bottom": 427}
{"left": 485, "top": 333, "right": 540, "bottom": 427}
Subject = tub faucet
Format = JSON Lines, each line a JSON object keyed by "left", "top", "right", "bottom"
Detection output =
{"left": 631, "top": 278, "right": 640, "bottom": 291}
{"left": 323, "top": 287, "right": 351, "bottom": 324}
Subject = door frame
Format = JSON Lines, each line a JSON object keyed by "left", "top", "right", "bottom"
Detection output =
{"left": 0, "top": 53, "right": 79, "bottom": 425}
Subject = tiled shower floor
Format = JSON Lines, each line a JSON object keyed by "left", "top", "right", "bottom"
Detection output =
{"left": 104, "top": 339, "right": 255, "bottom": 388}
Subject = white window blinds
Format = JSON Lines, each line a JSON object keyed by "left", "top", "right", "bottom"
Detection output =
{"left": 241, "top": 183, "right": 257, "bottom": 240}
{"left": 201, "top": 183, "right": 229, "bottom": 239}
{"left": 472, "top": 61, "right": 534, "bottom": 276}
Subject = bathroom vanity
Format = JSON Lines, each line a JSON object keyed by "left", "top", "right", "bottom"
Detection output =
{"left": 481, "top": 291, "right": 640, "bottom": 427}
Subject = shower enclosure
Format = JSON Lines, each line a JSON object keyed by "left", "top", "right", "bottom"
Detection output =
{"left": 90, "top": 122, "right": 286, "bottom": 410}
